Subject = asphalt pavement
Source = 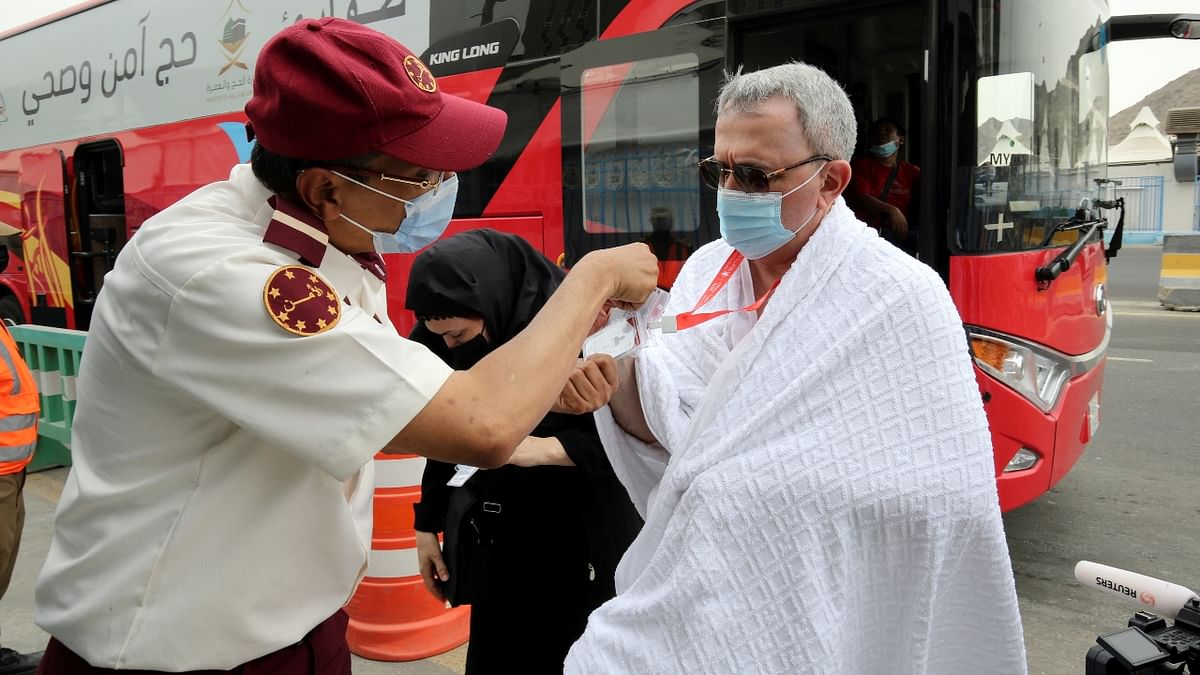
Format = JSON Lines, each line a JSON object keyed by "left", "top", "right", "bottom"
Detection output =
{"left": 1006, "top": 244, "right": 1200, "bottom": 674}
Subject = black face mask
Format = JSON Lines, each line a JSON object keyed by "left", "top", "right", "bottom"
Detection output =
{"left": 447, "top": 333, "right": 491, "bottom": 370}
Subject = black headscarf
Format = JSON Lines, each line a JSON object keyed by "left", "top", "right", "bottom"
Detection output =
{"left": 406, "top": 229, "right": 565, "bottom": 368}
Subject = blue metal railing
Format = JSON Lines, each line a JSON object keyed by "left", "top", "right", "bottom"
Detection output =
{"left": 9, "top": 325, "right": 86, "bottom": 471}
{"left": 1105, "top": 176, "right": 1164, "bottom": 243}
{"left": 1193, "top": 176, "right": 1199, "bottom": 232}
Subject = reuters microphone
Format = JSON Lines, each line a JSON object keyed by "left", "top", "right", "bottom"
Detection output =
{"left": 1075, "top": 560, "right": 1200, "bottom": 620}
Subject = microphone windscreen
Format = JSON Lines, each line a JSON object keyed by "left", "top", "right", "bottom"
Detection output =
{"left": 1075, "top": 560, "right": 1199, "bottom": 620}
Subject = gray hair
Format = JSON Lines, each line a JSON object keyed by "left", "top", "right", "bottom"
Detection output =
{"left": 716, "top": 62, "right": 857, "bottom": 161}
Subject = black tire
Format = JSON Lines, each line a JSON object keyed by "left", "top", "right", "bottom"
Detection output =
{"left": 0, "top": 295, "right": 24, "bottom": 325}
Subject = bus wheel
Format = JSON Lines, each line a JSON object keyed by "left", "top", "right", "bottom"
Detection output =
{"left": 0, "top": 296, "right": 24, "bottom": 325}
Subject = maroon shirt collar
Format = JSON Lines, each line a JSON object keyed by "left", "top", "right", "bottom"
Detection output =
{"left": 350, "top": 252, "right": 388, "bottom": 282}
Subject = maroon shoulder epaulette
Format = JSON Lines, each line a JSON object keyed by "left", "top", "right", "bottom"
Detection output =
{"left": 264, "top": 196, "right": 388, "bottom": 282}
{"left": 263, "top": 195, "right": 329, "bottom": 268}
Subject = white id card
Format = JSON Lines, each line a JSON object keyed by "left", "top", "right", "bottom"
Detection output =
{"left": 583, "top": 288, "right": 670, "bottom": 359}
{"left": 583, "top": 312, "right": 641, "bottom": 359}
{"left": 446, "top": 464, "right": 479, "bottom": 487}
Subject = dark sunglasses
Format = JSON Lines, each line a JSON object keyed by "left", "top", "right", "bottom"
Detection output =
{"left": 697, "top": 154, "right": 832, "bottom": 193}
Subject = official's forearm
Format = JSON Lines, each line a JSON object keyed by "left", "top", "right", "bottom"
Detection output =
{"left": 384, "top": 265, "right": 612, "bottom": 466}
{"left": 474, "top": 267, "right": 608, "bottom": 425}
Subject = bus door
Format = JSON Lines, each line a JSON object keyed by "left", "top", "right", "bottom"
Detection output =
{"left": 727, "top": 0, "right": 942, "bottom": 272}
{"left": 18, "top": 149, "right": 74, "bottom": 328}
{"left": 559, "top": 16, "right": 725, "bottom": 288}
{"left": 72, "top": 140, "right": 127, "bottom": 330}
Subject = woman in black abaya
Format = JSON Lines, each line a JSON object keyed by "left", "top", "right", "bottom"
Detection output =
{"left": 405, "top": 229, "right": 642, "bottom": 675}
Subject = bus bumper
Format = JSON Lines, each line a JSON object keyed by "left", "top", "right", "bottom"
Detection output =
{"left": 982, "top": 359, "right": 1107, "bottom": 512}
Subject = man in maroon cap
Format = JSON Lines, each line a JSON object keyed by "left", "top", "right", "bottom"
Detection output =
{"left": 32, "top": 18, "right": 656, "bottom": 674}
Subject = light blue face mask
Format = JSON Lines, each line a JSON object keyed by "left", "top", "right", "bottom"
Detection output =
{"left": 717, "top": 163, "right": 826, "bottom": 259}
{"left": 869, "top": 140, "right": 899, "bottom": 157}
{"left": 333, "top": 171, "right": 459, "bottom": 254}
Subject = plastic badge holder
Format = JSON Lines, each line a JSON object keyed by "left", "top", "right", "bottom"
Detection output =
{"left": 583, "top": 288, "right": 671, "bottom": 359}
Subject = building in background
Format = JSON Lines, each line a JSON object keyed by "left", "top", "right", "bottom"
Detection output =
{"left": 1107, "top": 64, "right": 1200, "bottom": 243}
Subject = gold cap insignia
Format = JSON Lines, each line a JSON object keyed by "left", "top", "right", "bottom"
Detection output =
{"left": 263, "top": 265, "right": 340, "bottom": 336}
{"left": 403, "top": 54, "right": 437, "bottom": 93}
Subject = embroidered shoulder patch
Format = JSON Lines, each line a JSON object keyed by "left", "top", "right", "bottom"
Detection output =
{"left": 263, "top": 265, "right": 340, "bottom": 336}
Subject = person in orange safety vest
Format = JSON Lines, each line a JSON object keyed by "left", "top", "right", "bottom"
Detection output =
{"left": 0, "top": 319, "right": 41, "bottom": 675}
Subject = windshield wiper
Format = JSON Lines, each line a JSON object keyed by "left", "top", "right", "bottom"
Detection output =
{"left": 1037, "top": 215, "right": 1096, "bottom": 249}
{"left": 1034, "top": 217, "right": 1106, "bottom": 287}
{"left": 1034, "top": 198, "right": 1110, "bottom": 287}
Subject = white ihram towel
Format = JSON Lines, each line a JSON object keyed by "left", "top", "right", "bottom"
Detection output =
{"left": 567, "top": 199, "right": 1027, "bottom": 674}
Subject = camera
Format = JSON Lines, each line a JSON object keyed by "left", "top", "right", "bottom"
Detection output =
{"left": 1085, "top": 578, "right": 1200, "bottom": 673}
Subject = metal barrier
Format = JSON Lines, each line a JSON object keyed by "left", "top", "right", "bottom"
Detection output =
{"left": 9, "top": 325, "right": 86, "bottom": 471}
{"left": 1105, "top": 176, "right": 1165, "bottom": 244}
{"left": 1159, "top": 232, "right": 1200, "bottom": 311}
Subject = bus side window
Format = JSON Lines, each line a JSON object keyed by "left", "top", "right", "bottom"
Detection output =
{"left": 571, "top": 55, "right": 702, "bottom": 286}
{"left": 560, "top": 18, "right": 723, "bottom": 284}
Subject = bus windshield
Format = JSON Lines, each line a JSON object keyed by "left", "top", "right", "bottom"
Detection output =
{"left": 958, "top": 0, "right": 1109, "bottom": 253}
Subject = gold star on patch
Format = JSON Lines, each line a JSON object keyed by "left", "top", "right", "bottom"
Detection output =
{"left": 263, "top": 265, "right": 341, "bottom": 336}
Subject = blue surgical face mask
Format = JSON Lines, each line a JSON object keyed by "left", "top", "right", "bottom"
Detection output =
{"left": 333, "top": 171, "right": 459, "bottom": 254}
{"left": 717, "top": 163, "right": 826, "bottom": 260}
{"left": 869, "top": 140, "right": 899, "bottom": 158}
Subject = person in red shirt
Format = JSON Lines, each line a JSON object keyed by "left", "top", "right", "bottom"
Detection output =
{"left": 847, "top": 117, "right": 920, "bottom": 255}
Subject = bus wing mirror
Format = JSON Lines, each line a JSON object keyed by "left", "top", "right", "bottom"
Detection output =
{"left": 1106, "top": 14, "right": 1200, "bottom": 44}
{"left": 1171, "top": 18, "right": 1199, "bottom": 39}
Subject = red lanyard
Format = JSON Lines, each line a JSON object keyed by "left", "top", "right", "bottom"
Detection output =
{"left": 658, "top": 250, "right": 780, "bottom": 333}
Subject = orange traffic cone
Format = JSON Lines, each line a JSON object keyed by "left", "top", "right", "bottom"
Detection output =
{"left": 346, "top": 452, "right": 470, "bottom": 661}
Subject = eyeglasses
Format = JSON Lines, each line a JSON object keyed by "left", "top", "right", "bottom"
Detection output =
{"left": 317, "top": 166, "right": 449, "bottom": 195}
{"left": 375, "top": 169, "right": 448, "bottom": 194}
{"left": 697, "top": 155, "right": 832, "bottom": 193}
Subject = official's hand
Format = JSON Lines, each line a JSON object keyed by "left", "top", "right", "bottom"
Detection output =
{"left": 581, "top": 244, "right": 658, "bottom": 310}
{"left": 553, "top": 354, "right": 619, "bottom": 414}
{"left": 415, "top": 530, "right": 448, "bottom": 603}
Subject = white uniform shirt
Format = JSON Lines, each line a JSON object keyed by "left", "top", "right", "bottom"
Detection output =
{"left": 34, "top": 165, "right": 452, "bottom": 670}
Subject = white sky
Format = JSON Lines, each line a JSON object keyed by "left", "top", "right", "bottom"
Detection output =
{"left": 1109, "top": 0, "right": 1200, "bottom": 112}
{"left": 0, "top": 0, "right": 81, "bottom": 37}
{"left": 1, "top": 0, "right": 1197, "bottom": 114}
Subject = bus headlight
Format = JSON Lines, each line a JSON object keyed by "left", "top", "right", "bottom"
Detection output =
{"left": 968, "top": 330, "right": 1071, "bottom": 413}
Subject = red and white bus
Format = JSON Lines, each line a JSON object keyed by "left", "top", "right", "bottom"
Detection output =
{"left": 1, "top": 0, "right": 1194, "bottom": 510}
